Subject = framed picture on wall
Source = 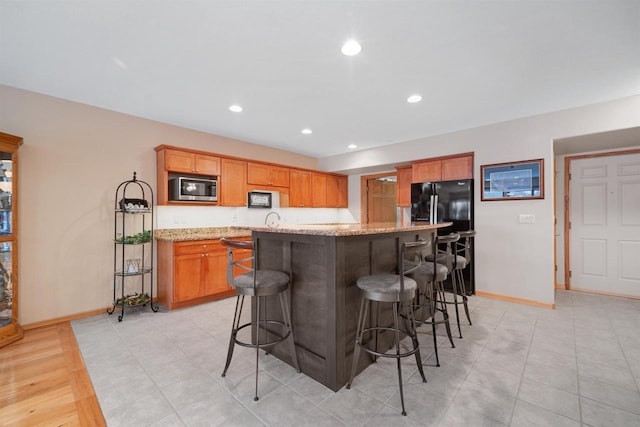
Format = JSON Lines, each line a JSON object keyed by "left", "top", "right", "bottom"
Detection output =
{"left": 480, "top": 158, "right": 544, "bottom": 201}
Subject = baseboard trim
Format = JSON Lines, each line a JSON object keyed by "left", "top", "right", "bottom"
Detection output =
{"left": 23, "top": 308, "right": 108, "bottom": 330}
{"left": 475, "top": 291, "right": 555, "bottom": 309}
{"left": 569, "top": 287, "right": 640, "bottom": 301}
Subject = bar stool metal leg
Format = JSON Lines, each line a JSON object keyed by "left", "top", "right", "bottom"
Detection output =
{"left": 222, "top": 295, "right": 243, "bottom": 378}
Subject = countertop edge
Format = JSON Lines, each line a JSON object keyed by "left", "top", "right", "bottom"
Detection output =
{"left": 234, "top": 222, "right": 452, "bottom": 237}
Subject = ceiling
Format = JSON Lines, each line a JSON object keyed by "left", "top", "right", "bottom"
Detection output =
{"left": 1, "top": 1, "right": 639, "bottom": 159}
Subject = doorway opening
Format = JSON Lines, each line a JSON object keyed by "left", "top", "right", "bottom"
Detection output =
{"left": 563, "top": 148, "right": 640, "bottom": 299}
{"left": 360, "top": 173, "right": 398, "bottom": 224}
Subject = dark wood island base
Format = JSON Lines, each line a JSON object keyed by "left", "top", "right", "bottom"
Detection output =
{"left": 245, "top": 222, "right": 450, "bottom": 392}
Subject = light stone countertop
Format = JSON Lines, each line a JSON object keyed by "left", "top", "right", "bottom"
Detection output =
{"left": 155, "top": 223, "right": 451, "bottom": 241}
{"left": 233, "top": 222, "right": 451, "bottom": 237}
{"left": 154, "top": 227, "right": 251, "bottom": 242}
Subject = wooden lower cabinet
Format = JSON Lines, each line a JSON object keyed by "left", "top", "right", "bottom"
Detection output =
{"left": 157, "top": 239, "right": 239, "bottom": 310}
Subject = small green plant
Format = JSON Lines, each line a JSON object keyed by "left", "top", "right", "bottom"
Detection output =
{"left": 115, "top": 230, "right": 152, "bottom": 244}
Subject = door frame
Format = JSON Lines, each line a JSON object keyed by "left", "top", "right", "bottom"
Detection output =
{"left": 563, "top": 148, "right": 640, "bottom": 290}
{"left": 360, "top": 172, "right": 398, "bottom": 224}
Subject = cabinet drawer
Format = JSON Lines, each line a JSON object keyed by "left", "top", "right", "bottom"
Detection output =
{"left": 174, "top": 240, "right": 219, "bottom": 255}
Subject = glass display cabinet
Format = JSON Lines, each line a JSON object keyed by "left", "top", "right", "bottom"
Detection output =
{"left": 0, "top": 132, "right": 22, "bottom": 348}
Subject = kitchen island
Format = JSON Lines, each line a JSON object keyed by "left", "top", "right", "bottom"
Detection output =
{"left": 236, "top": 222, "right": 451, "bottom": 391}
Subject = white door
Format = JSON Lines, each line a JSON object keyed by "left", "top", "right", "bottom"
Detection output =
{"left": 569, "top": 153, "right": 640, "bottom": 297}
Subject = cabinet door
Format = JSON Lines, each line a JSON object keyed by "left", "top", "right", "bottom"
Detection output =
{"left": 312, "top": 173, "right": 328, "bottom": 207}
{"left": 0, "top": 133, "right": 21, "bottom": 347}
{"left": 441, "top": 155, "right": 473, "bottom": 180}
{"left": 326, "top": 175, "right": 348, "bottom": 208}
{"left": 247, "top": 162, "right": 290, "bottom": 187}
{"left": 337, "top": 176, "right": 348, "bottom": 208}
{"left": 220, "top": 159, "right": 247, "bottom": 206}
{"left": 396, "top": 166, "right": 412, "bottom": 207}
{"left": 247, "top": 162, "right": 271, "bottom": 186}
{"left": 174, "top": 253, "right": 204, "bottom": 302}
{"left": 195, "top": 154, "right": 221, "bottom": 176}
{"left": 203, "top": 249, "right": 229, "bottom": 295}
{"left": 326, "top": 175, "right": 339, "bottom": 208}
{"left": 290, "top": 169, "right": 312, "bottom": 207}
{"left": 165, "top": 149, "right": 195, "bottom": 173}
{"left": 412, "top": 160, "right": 442, "bottom": 183}
{"left": 269, "top": 165, "right": 290, "bottom": 187}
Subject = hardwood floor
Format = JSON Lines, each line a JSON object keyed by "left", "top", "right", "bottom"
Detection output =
{"left": 0, "top": 322, "right": 105, "bottom": 426}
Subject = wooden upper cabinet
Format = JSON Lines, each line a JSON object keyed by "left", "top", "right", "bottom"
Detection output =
{"left": 441, "top": 154, "right": 473, "bottom": 180}
{"left": 312, "top": 173, "right": 328, "bottom": 207}
{"left": 326, "top": 174, "right": 348, "bottom": 208}
{"left": 165, "top": 149, "right": 220, "bottom": 175}
{"left": 412, "top": 159, "right": 442, "bottom": 183}
{"left": 290, "top": 169, "right": 312, "bottom": 207}
{"left": 220, "top": 158, "right": 246, "bottom": 206}
{"left": 247, "top": 162, "right": 290, "bottom": 187}
{"left": 194, "top": 154, "right": 221, "bottom": 176}
{"left": 396, "top": 166, "right": 412, "bottom": 207}
{"left": 412, "top": 154, "right": 474, "bottom": 183}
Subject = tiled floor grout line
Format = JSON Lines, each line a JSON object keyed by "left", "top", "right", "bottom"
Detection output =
{"left": 570, "top": 292, "right": 584, "bottom": 426}
{"left": 506, "top": 315, "right": 537, "bottom": 427}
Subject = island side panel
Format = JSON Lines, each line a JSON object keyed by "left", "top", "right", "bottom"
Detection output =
{"left": 253, "top": 229, "right": 436, "bottom": 392}
{"left": 254, "top": 232, "right": 335, "bottom": 387}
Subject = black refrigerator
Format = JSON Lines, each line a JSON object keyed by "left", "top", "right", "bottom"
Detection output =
{"left": 411, "top": 179, "right": 475, "bottom": 294}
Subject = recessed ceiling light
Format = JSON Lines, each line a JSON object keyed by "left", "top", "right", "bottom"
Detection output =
{"left": 229, "top": 105, "right": 243, "bottom": 112}
{"left": 301, "top": 128, "right": 312, "bottom": 135}
{"left": 407, "top": 94, "right": 422, "bottom": 103}
{"left": 341, "top": 40, "right": 362, "bottom": 56}
{"left": 348, "top": 144, "right": 357, "bottom": 149}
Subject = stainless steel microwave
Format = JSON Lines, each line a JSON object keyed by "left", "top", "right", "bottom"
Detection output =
{"left": 169, "top": 176, "right": 217, "bottom": 202}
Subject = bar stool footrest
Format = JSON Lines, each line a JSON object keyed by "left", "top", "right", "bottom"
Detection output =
{"left": 357, "top": 326, "right": 421, "bottom": 359}
{"left": 233, "top": 321, "right": 291, "bottom": 349}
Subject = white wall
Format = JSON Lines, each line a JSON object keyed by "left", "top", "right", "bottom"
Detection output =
{"left": 0, "top": 85, "right": 330, "bottom": 325}
{"left": 322, "top": 96, "right": 640, "bottom": 306}
{"left": 2, "top": 82, "right": 638, "bottom": 322}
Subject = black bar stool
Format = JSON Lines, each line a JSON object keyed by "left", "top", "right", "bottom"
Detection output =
{"left": 449, "top": 230, "right": 475, "bottom": 336}
{"left": 346, "top": 239, "right": 429, "bottom": 416}
{"left": 219, "top": 238, "right": 300, "bottom": 401}
{"left": 426, "top": 231, "right": 474, "bottom": 338}
{"left": 413, "top": 233, "right": 459, "bottom": 367}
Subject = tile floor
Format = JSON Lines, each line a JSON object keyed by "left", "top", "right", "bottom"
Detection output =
{"left": 71, "top": 290, "right": 640, "bottom": 426}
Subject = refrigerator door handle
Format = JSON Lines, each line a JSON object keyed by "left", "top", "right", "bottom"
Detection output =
{"left": 429, "top": 195, "right": 434, "bottom": 223}
{"left": 430, "top": 194, "right": 438, "bottom": 223}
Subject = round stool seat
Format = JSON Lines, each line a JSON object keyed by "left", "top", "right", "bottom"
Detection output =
{"left": 425, "top": 253, "right": 466, "bottom": 270}
{"left": 407, "top": 260, "right": 449, "bottom": 282}
{"left": 356, "top": 274, "right": 417, "bottom": 303}
{"left": 233, "top": 270, "right": 290, "bottom": 296}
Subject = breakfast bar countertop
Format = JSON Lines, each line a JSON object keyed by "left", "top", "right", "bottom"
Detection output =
{"left": 154, "top": 227, "right": 251, "bottom": 242}
{"left": 234, "top": 221, "right": 451, "bottom": 236}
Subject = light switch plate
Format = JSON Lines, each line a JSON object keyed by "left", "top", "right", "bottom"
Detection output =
{"left": 519, "top": 214, "right": 535, "bottom": 224}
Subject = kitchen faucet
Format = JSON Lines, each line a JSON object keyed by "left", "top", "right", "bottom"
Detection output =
{"left": 265, "top": 211, "right": 281, "bottom": 228}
